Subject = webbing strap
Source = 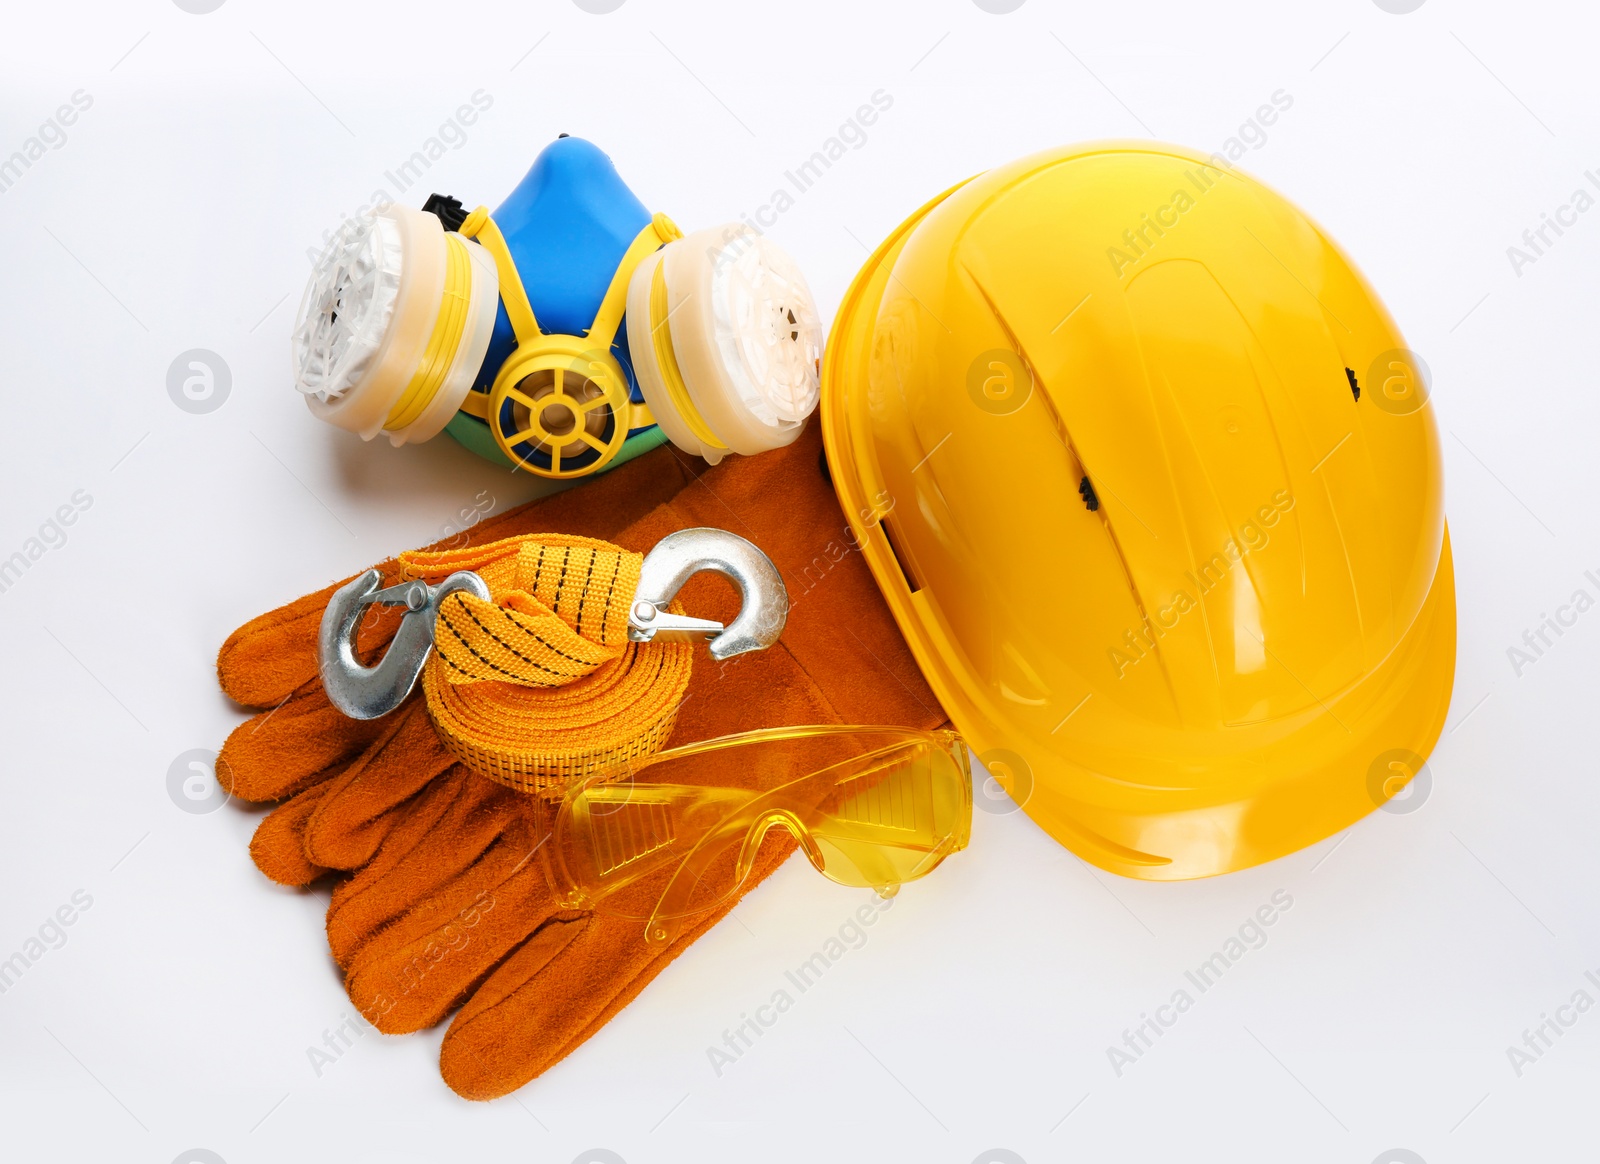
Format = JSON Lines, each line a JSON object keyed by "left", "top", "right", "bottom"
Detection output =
{"left": 399, "top": 533, "right": 693, "bottom": 796}
{"left": 460, "top": 207, "right": 541, "bottom": 344}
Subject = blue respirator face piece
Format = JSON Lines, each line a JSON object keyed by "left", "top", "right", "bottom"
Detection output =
{"left": 477, "top": 137, "right": 651, "bottom": 386}
{"left": 292, "top": 137, "right": 824, "bottom": 481}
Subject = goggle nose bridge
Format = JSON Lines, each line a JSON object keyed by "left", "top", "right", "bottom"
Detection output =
{"left": 738, "top": 809, "right": 826, "bottom": 884}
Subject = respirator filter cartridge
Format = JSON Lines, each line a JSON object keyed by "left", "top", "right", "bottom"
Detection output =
{"left": 292, "top": 204, "right": 498, "bottom": 446}
{"left": 627, "top": 225, "right": 823, "bottom": 466}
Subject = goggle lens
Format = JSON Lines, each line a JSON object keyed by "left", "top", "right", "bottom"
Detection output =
{"left": 550, "top": 727, "right": 972, "bottom": 940}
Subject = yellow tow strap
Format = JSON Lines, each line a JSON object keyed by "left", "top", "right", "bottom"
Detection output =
{"left": 398, "top": 533, "right": 693, "bottom": 796}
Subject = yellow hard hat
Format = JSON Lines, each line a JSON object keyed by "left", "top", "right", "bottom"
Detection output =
{"left": 821, "top": 141, "right": 1455, "bottom": 880}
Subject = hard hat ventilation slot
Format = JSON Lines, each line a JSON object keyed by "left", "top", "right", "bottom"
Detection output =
{"left": 879, "top": 517, "right": 923, "bottom": 595}
{"left": 1345, "top": 367, "right": 1361, "bottom": 402}
{"left": 1079, "top": 476, "right": 1100, "bottom": 512}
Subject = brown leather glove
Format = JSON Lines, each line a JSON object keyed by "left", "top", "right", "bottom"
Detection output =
{"left": 216, "top": 426, "right": 945, "bottom": 1098}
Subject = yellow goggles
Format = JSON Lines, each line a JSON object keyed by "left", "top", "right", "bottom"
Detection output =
{"left": 546, "top": 726, "right": 973, "bottom": 945}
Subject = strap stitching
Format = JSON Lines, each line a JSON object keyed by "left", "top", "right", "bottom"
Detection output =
{"left": 601, "top": 552, "right": 622, "bottom": 641}
{"left": 458, "top": 599, "right": 592, "bottom": 677}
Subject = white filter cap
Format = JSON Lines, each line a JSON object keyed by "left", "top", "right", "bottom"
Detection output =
{"left": 293, "top": 203, "right": 497, "bottom": 443}
{"left": 293, "top": 210, "right": 404, "bottom": 404}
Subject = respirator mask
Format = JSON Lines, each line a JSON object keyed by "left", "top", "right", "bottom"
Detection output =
{"left": 292, "top": 137, "right": 824, "bottom": 478}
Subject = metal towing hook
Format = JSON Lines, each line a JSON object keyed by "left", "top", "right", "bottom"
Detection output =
{"left": 319, "top": 527, "right": 789, "bottom": 721}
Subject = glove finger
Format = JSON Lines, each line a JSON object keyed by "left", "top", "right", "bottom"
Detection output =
{"left": 217, "top": 583, "right": 409, "bottom": 709}
{"left": 302, "top": 700, "right": 457, "bottom": 871}
{"left": 344, "top": 854, "right": 558, "bottom": 1035}
{"left": 218, "top": 684, "right": 391, "bottom": 803}
{"left": 324, "top": 773, "right": 467, "bottom": 965}
{"left": 438, "top": 834, "right": 794, "bottom": 1100}
{"left": 325, "top": 771, "right": 515, "bottom": 966}
{"left": 341, "top": 805, "right": 551, "bottom": 971}
{"left": 248, "top": 779, "right": 337, "bottom": 886}
{"left": 217, "top": 580, "right": 356, "bottom": 709}
{"left": 436, "top": 915, "right": 591, "bottom": 1097}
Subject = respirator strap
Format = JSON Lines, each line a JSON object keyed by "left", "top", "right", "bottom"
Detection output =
{"left": 588, "top": 213, "right": 682, "bottom": 351}
{"left": 460, "top": 207, "right": 543, "bottom": 344}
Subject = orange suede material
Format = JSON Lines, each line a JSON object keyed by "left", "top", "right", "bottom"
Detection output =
{"left": 247, "top": 777, "right": 336, "bottom": 886}
{"left": 214, "top": 425, "right": 946, "bottom": 1099}
{"left": 324, "top": 769, "right": 489, "bottom": 965}
{"left": 303, "top": 702, "right": 459, "bottom": 872}
{"left": 336, "top": 619, "right": 834, "bottom": 1047}
{"left": 435, "top": 650, "right": 832, "bottom": 1097}
{"left": 219, "top": 689, "right": 389, "bottom": 806}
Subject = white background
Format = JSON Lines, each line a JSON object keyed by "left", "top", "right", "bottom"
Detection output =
{"left": 2, "top": 0, "right": 1597, "bottom": 1161}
